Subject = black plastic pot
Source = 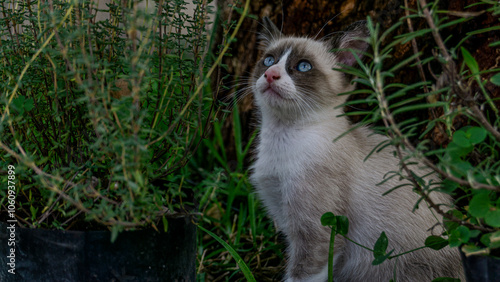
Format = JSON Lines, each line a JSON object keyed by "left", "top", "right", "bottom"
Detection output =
{"left": 461, "top": 251, "right": 500, "bottom": 282}
{"left": 0, "top": 216, "right": 196, "bottom": 281}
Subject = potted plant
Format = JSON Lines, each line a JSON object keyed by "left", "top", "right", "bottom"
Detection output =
{"left": 0, "top": 0, "right": 245, "bottom": 280}
{"left": 337, "top": 0, "right": 500, "bottom": 280}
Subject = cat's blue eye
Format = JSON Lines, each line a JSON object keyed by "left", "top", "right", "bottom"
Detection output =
{"left": 296, "top": 61, "right": 312, "bottom": 72}
{"left": 263, "top": 56, "right": 275, "bottom": 67}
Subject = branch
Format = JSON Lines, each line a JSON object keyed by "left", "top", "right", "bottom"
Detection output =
{"left": 418, "top": 0, "right": 500, "bottom": 143}
{"left": 373, "top": 47, "right": 499, "bottom": 191}
{"left": 404, "top": 0, "right": 449, "bottom": 143}
{"left": 374, "top": 66, "right": 496, "bottom": 232}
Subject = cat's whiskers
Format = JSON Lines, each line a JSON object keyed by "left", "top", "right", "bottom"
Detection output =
{"left": 313, "top": 12, "right": 344, "bottom": 40}
{"left": 290, "top": 87, "right": 318, "bottom": 122}
{"left": 223, "top": 86, "right": 253, "bottom": 110}
{"left": 220, "top": 75, "right": 255, "bottom": 110}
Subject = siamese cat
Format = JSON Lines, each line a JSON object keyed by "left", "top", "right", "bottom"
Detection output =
{"left": 250, "top": 17, "right": 464, "bottom": 281}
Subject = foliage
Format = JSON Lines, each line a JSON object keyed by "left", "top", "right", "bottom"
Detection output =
{"left": 198, "top": 224, "right": 257, "bottom": 282}
{"left": 194, "top": 104, "right": 283, "bottom": 281}
{"left": 0, "top": 0, "right": 241, "bottom": 237}
{"left": 336, "top": 0, "right": 500, "bottom": 264}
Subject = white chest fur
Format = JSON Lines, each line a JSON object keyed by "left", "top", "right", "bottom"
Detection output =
{"left": 253, "top": 118, "right": 333, "bottom": 181}
{"left": 250, "top": 114, "right": 350, "bottom": 229}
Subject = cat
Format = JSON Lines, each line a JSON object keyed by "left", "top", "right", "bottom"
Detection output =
{"left": 249, "top": 17, "right": 465, "bottom": 282}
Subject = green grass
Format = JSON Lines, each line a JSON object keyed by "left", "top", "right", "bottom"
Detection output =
{"left": 192, "top": 106, "right": 283, "bottom": 281}
{"left": 198, "top": 225, "right": 257, "bottom": 282}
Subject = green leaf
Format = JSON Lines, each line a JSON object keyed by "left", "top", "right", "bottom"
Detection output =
{"left": 449, "top": 226, "right": 470, "bottom": 247}
{"left": 467, "top": 127, "right": 487, "bottom": 144}
{"left": 374, "top": 232, "right": 389, "bottom": 257}
{"left": 469, "top": 193, "right": 491, "bottom": 218}
{"left": 448, "top": 231, "right": 461, "bottom": 248}
{"left": 451, "top": 161, "right": 474, "bottom": 178}
{"left": 485, "top": 209, "right": 500, "bottom": 227}
{"left": 446, "top": 141, "right": 473, "bottom": 159}
{"left": 372, "top": 249, "right": 394, "bottom": 265}
{"left": 469, "top": 229, "right": 481, "bottom": 239}
{"left": 30, "top": 205, "right": 38, "bottom": 220}
{"left": 441, "top": 179, "right": 459, "bottom": 193}
{"left": 461, "top": 244, "right": 489, "bottom": 256}
{"left": 425, "top": 236, "right": 449, "bottom": 250}
{"left": 480, "top": 231, "right": 500, "bottom": 249}
{"left": 444, "top": 211, "right": 463, "bottom": 232}
{"left": 110, "top": 226, "right": 120, "bottom": 243}
{"left": 11, "top": 95, "right": 27, "bottom": 115}
{"left": 198, "top": 225, "right": 256, "bottom": 282}
{"left": 461, "top": 47, "right": 479, "bottom": 74}
{"left": 24, "top": 98, "right": 35, "bottom": 112}
{"left": 491, "top": 73, "right": 500, "bottom": 86}
{"left": 457, "top": 226, "right": 470, "bottom": 243}
{"left": 335, "top": 215, "right": 349, "bottom": 236}
{"left": 452, "top": 130, "right": 471, "bottom": 148}
{"left": 321, "top": 212, "right": 337, "bottom": 227}
{"left": 162, "top": 216, "right": 169, "bottom": 233}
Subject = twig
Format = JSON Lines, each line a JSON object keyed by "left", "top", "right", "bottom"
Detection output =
{"left": 373, "top": 34, "right": 499, "bottom": 191}
{"left": 0, "top": 140, "right": 87, "bottom": 209}
{"left": 147, "top": 0, "right": 251, "bottom": 148}
{"left": 370, "top": 5, "right": 500, "bottom": 230}
{"left": 374, "top": 66, "right": 495, "bottom": 232}
{"left": 404, "top": 0, "right": 448, "bottom": 143}
{"left": 419, "top": 0, "right": 500, "bottom": 143}
{"left": 404, "top": 0, "right": 429, "bottom": 94}
{"left": 37, "top": 171, "right": 80, "bottom": 225}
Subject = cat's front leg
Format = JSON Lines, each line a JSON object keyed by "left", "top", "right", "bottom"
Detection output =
{"left": 285, "top": 264, "right": 329, "bottom": 282}
{"left": 283, "top": 226, "right": 335, "bottom": 282}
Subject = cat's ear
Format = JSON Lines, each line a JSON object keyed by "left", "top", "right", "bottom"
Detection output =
{"left": 331, "top": 21, "right": 369, "bottom": 67}
{"left": 259, "top": 17, "right": 282, "bottom": 47}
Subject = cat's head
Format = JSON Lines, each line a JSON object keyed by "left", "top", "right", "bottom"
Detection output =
{"left": 252, "top": 17, "right": 369, "bottom": 122}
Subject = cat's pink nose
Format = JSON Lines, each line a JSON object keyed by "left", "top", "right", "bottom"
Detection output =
{"left": 264, "top": 67, "right": 281, "bottom": 83}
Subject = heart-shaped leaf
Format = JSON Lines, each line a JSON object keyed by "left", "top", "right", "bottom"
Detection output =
{"left": 467, "top": 127, "right": 487, "bottom": 145}
{"left": 321, "top": 212, "right": 337, "bottom": 227}
{"left": 452, "top": 130, "right": 471, "bottom": 148}
{"left": 335, "top": 215, "right": 349, "bottom": 236}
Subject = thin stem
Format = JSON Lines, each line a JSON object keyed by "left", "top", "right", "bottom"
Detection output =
{"left": 418, "top": 0, "right": 500, "bottom": 143}
{"left": 368, "top": 15, "right": 497, "bottom": 231}
{"left": 404, "top": 0, "right": 448, "bottom": 142}
{"left": 328, "top": 228, "right": 335, "bottom": 282}
{"left": 147, "top": 0, "right": 251, "bottom": 148}
{"left": 388, "top": 245, "right": 427, "bottom": 260}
